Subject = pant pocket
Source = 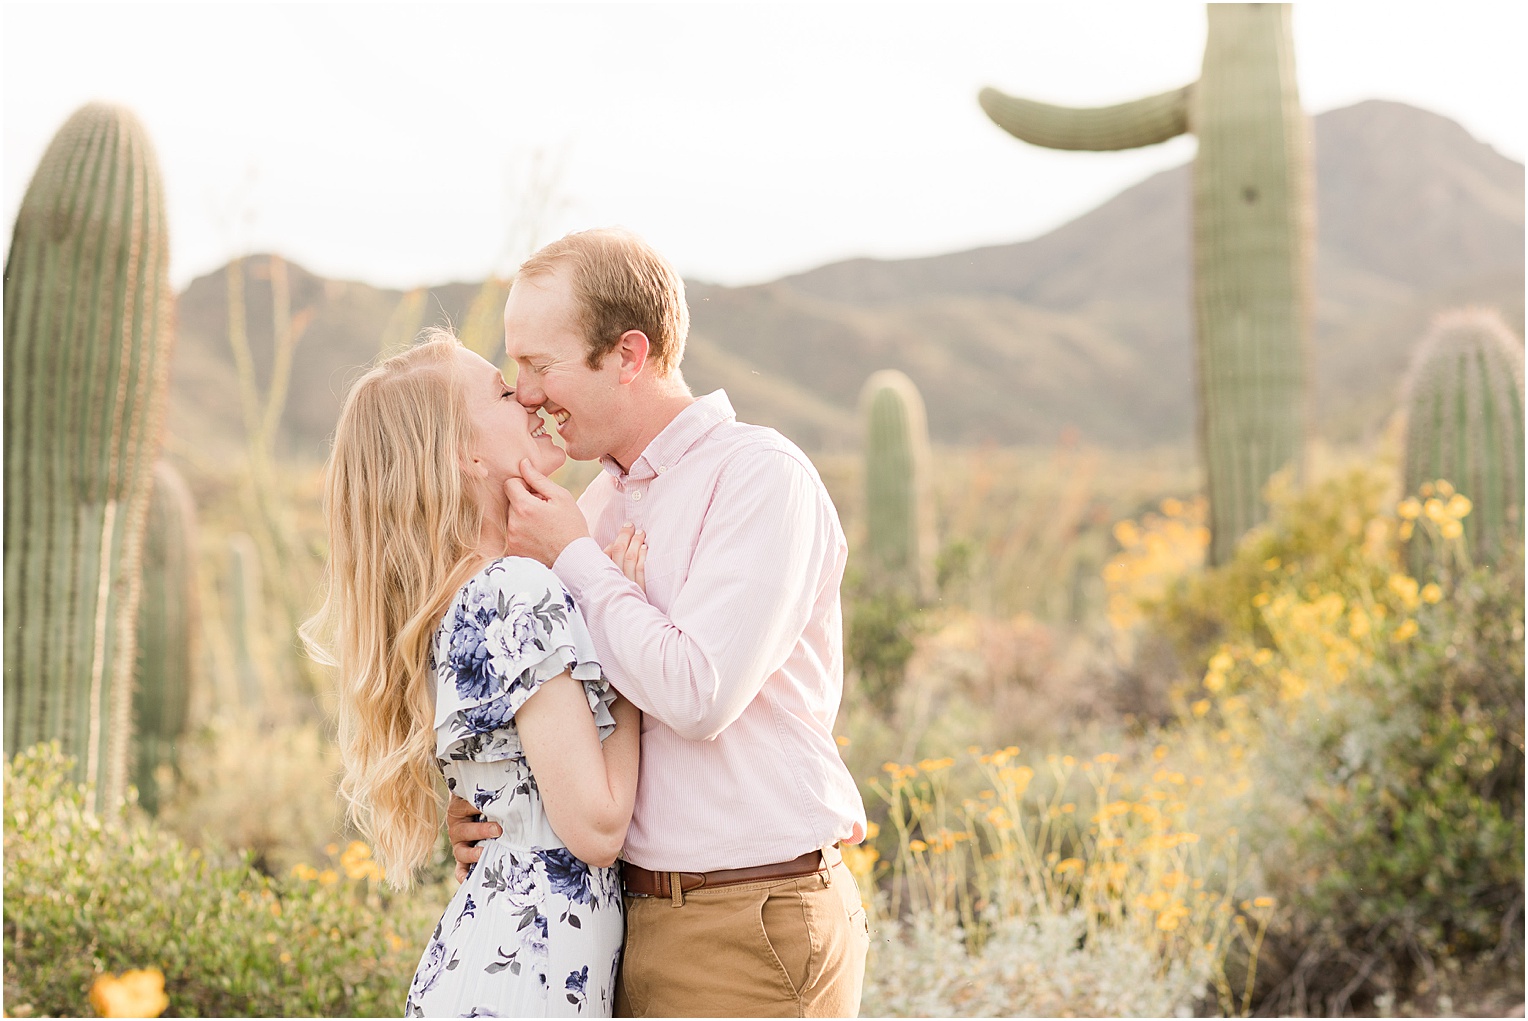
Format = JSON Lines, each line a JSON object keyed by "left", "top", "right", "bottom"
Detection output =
{"left": 757, "top": 882, "right": 812, "bottom": 999}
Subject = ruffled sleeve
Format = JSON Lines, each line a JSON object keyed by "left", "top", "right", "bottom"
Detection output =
{"left": 432, "top": 557, "right": 617, "bottom": 764}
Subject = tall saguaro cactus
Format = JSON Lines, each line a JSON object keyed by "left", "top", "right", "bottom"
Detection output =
{"left": 980, "top": 3, "right": 1313, "bottom": 564}
{"left": 1402, "top": 308, "right": 1525, "bottom": 568}
{"left": 860, "top": 370, "right": 937, "bottom": 600}
{"left": 3, "top": 103, "right": 174, "bottom": 812}
{"left": 133, "top": 461, "right": 200, "bottom": 815}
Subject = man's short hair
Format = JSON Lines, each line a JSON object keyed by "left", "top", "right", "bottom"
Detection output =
{"left": 518, "top": 228, "right": 689, "bottom": 375}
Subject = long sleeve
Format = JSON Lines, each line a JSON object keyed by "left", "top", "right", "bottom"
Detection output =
{"left": 554, "top": 446, "right": 837, "bottom": 742}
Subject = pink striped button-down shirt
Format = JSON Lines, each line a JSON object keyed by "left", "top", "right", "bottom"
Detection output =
{"left": 552, "top": 390, "right": 867, "bottom": 872}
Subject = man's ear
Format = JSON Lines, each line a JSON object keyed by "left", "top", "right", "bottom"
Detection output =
{"left": 615, "top": 330, "right": 650, "bottom": 385}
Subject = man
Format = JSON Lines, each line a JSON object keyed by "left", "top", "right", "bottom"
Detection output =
{"left": 446, "top": 228, "right": 869, "bottom": 1017}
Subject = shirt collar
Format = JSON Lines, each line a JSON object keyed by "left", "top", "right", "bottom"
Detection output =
{"left": 599, "top": 390, "right": 736, "bottom": 484}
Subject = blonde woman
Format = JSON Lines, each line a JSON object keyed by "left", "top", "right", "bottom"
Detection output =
{"left": 303, "top": 331, "right": 641, "bottom": 1017}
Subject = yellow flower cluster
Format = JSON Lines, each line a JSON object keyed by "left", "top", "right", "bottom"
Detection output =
{"left": 340, "top": 840, "right": 385, "bottom": 882}
{"left": 89, "top": 968, "right": 169, "bottom": 1019}
{"left": 1397, "top": 480, "right": 1473, "bottom": 542}
{"left": 290, "top": 840, "right": 384, "bottom": 886}
{"left": 1103, "top": 497, "right": 1210, "bottom": 632}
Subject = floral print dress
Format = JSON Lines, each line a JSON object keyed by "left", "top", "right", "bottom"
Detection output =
{"left": 406, "top": 557, "right": 624, "bottom": 1018}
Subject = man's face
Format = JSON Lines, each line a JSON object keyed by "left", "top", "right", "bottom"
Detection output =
{"left": 503, "top": 267, "right": 619, "bottom": 463}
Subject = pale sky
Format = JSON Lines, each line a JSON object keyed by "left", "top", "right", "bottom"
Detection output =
{"left": 3, "top": 2, "right": 1523, "bottom": 292}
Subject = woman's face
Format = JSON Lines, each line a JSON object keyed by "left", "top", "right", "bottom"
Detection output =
{"left": 456, "top": 347, "right": 566, "bottom": 492}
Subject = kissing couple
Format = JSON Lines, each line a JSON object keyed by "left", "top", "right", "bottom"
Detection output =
{"left": 304, "top": 228, "right": 870, "bottom": 1017}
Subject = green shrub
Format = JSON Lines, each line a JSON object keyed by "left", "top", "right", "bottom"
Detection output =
{"left": 1271, "top": 556, "right": 1524, "bottom": 965}
{"left": 3, "top": 744, "right": 442, "bottom": 1017}
{"left": 846, "top": 585, "right": 923, "bottom": 716}
{"left": 1144, "top": 466, "right": 1525, "bottom": 1011}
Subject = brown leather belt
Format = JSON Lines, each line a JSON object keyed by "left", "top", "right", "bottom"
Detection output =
{"left": 621, "top": 846, "right": 839, "bottom": 898}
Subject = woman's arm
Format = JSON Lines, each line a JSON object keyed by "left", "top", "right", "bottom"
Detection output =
{"left": 449, "top": 527, "right": 646, "bottom": 874}
{"left": 515, "top": 676, "right": 639, "bottom": 868}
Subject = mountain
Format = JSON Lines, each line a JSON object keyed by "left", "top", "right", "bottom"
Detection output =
{"left": 164, "top": 100, "right": 1523, "bottom": 465}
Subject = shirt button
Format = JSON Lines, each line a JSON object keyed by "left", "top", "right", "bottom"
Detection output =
{"left": 657, "top": 465, "right": 666, "bottom": 474}
{"left": 632, "top": 490, "right": 643, "bottom": 501}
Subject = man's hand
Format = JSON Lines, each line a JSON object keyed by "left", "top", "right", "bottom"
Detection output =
{"left": 503, "top": 458, "right": 589, "bottom": 566}
{"left": 446, "top": 793, "right": 501, "bottom": 883}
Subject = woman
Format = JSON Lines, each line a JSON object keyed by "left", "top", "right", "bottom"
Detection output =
{"left": 302, "top": 330, "right": 642, "bottom": 1017}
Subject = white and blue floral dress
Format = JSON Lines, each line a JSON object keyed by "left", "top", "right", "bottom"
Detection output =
{"left": 406, "top": 557, "right": 625, "bottom": 1018}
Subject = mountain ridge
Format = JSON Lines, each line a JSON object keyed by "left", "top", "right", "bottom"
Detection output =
{"left": 164, "top": 100, "right": 1524, "bottom": 464}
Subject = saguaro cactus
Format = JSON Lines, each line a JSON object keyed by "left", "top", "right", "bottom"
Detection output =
{"left": 132, "top": 461, "right": 200, "bottom": 814}
{"left": 226, "top": 532, "right": 269, "bottom": 711}
{"left": 980, "top": 3, "right": 1313, "bottom": 564}
{"left": 3, "top": 103, "right": 174, "bottom": 812}
{"left": 1402, "top": 308, "right": 1525, "bottom": 568}
{"left": 860, "top": 370, "right": 936, "bottom": 600}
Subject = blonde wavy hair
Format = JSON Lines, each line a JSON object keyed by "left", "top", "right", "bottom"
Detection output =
{"left": 302, "top": 331, "right": 486, "bottom": 887}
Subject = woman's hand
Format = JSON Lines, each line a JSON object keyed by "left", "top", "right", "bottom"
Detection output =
{"left": 603, "top": 523, "right": 647, "bottom": 588}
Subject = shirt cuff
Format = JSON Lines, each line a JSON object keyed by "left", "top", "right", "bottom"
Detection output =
{"left": 553, "top": 535, "right": 613, "bottom": 601}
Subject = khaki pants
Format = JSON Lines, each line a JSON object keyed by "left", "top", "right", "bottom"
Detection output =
{"left": 616, "top": 859, "right": 869, "bottom": 1018}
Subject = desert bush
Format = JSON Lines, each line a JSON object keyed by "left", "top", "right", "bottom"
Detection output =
{"left": 155, "top": 713, "right": 344, "bottom": 878}
{"left": 848, "top": 746, "right": 1270, "bottom": 1017}
{"left": 3, "top": 744, "right": 442, "bottom": 1018}
{"left": 1139, "top": 468, "right": 1525, "bottom": 1012}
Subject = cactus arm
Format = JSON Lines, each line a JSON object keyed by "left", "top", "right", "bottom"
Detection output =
{"left": 977, "top": 84, "right": 1193, "bottom": 151}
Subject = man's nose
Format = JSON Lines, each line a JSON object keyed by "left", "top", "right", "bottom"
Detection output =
{"left": 514, "top": 382, "right": 543, "bottom": 407}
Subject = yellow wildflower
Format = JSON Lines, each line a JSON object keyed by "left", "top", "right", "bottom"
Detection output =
{"left": 1446, "top": 493, "right": 1472, "bottom": 519}
{"left": 1253, "top": 896, "right": 1276, "bottom": 909}
{"left": 1388, "top": 575, "right": 1420, "bottom": 608}
{"left": 1348, "top": 607, "right": 1371, "bottom": 640}
{"left": 1397, "top": 497, "right": 1421, "bottom": 520}
{"left": 1262, "top": 557, "right": 1281, "bottom": 571}
{"left": 908, "top": 839, "right": 927, "bottom": 853}
{"left": 1392, "top": 619, "right": 1418, "bottom": 642}
{"left": 1278, "top": 669, "right": 1307, "bottom": 702}
{"left": 1434, "top": 479, "right": 1455, "bottom": 497}
{"left": 835, "top": 735, "right": 850, "bottom": 747}
{"left": 1440, "top": 519, "right": 1464, "bottom": 540}
{"left": 1421, "top": 582, "right": 1442, "bottom": 604}
{"left": 318, "top": 869, "right": 339, "bottom": 886}
{"left": 1191, "top": 699, "right": 1210, "bottom": 717}
{"left": 89, "top": 969, "right": 170, "bottom": 1019}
